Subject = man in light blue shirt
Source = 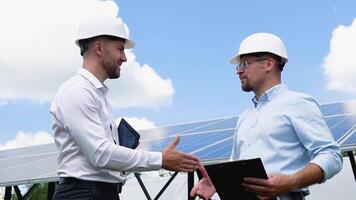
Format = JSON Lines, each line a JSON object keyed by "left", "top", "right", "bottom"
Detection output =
{"left": 191, "top": 33, "right": 342, "bottom": 200}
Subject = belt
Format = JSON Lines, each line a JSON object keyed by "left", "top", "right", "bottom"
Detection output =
{"left": 278, "top": 192, "right": 305, "bottom": 200}
{"left": 59, "top": 177, "right": 123, "bottom": 193}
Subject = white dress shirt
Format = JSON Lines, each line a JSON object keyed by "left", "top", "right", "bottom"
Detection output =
{"left": 50, "top": 68, "right": 162, "bottom": 183}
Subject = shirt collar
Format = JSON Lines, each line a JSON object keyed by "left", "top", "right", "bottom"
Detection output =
{"left": 77, "top": 68, "right": 108, "bottom": 92}
{"left": 252, "top": 84, "right": 287, "bottom": 107}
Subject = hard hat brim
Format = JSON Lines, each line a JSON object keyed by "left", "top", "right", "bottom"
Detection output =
{"left": 229, "top": 51, "right": 288, "bottom": 65}
{"left": 230, "top": 55, "right": 240, "bottom": 64}
{"left": 75, "top": 36, "right": 135, "bottom": 49}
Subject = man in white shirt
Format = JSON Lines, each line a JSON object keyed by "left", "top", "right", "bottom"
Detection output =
{"left": 50, "top": 17, "right": 200, "bottom": 200}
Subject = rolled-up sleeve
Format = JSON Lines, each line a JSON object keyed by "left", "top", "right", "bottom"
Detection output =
{"left": 291, "top": 97, "right": 343, "bottom": 181}
{"left": 59, "top": 85, "right": 162, "bottom": 172}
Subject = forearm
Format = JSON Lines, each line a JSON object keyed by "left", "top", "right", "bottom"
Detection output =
{"left": 106, "top": 146, "right": 162, "bottom": 172}
{"left": 291, "top": 163, "right": 324, "bottom": 189}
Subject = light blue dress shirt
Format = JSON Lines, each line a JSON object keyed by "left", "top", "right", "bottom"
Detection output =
{"left": 231, "top": 84, "right": 342, "bottom": 193}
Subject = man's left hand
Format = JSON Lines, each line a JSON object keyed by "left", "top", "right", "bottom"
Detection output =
{"left": 242, "top": 173, "right": 298, "bottom": 200}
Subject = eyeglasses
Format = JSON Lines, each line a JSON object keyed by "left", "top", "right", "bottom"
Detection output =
{"left": 236, "top": 58, "right": 268, "bottom": 71}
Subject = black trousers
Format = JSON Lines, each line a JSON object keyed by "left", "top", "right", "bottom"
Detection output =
{"left": 53, "top": 177, "right": 121, "bottom": 200}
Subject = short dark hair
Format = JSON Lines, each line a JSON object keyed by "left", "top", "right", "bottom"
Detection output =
{"left": 244, "top": 52, "right": 286, "bottom": 71}
{"left": 78, "top": 35, "right": 126, "bottom": 56}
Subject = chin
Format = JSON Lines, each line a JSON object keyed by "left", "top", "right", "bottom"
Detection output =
{"left": 242, "top": 86, "right": 253, "bottom": 92}
{"left": 109, "top": 73, "right": 120, "bottom": 79}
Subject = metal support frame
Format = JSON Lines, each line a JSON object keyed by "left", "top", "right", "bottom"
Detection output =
{"left": 135, "top": 173, "right": 152, "bottom": 200}
{"left": 14, "top": 185, "right": 24, "bottom": 200}
{"left": 47, "top": 182, "right": 56, "bottom": 200}
{"left": 154, "top": 172, "right": 178, "bottom": 200}
{"left": 134, "top": 171, "right": 181, "bottom": 200}
{"left": 4, "top": 186, "right": 12, "bottom": 200}
{"left": 347, "top": 151, "right": 356, "bottom": 181}
{"left": 188, "top": 172, "right": 194, "bottom": 200}
{"left": 23, "top": 184, "right": 40, "bottom": 199}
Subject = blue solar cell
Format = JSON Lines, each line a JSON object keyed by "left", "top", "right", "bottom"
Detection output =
{"left": 138, "top": 119, "right": 222, "bottom": 137}
{"left": 180, "top": 129, "right": 235, "bottom": 153}
{"left": 331, "top": 126, "right": 354, "bottom": 141}
{"left": 325, "top": 115, "right": 348, "bottom": 129}
{"left": 321, "top": 100, "right": 356, "bottom": 116}
{"left": 342, "top": 130, "right": 356, "bottom": 145}
{"left": 142, "top": 137, "right": 173, "bottom": 152}
{"left": 328, "top": 114, "right": 356, "bottom": 141}
{"left": 185, "top": 117, "right": 237, "bottom": 133}
{"left": 195, "top": 138, "right": 233, "bottom": 161}
{"left": 320, "top": 103, "right": 338, "bottom": 115}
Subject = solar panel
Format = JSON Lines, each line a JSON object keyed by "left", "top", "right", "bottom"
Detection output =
{"left": 138, "top": 117, "right": 236, "bottom": 151}
{"left": 0, "top": 144, "right": 58, "bottom": 187}
{"left": 0, "top": 100, "right": 355, "bottom": 187}
{"left": 139, "top": 118, "right": 224, "bottom": 137}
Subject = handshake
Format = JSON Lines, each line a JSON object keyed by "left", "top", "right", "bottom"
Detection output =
{"left": 161, "top": 136, "right": 216, "bottom": 199}
{"left": 163, "top": 136, "right": 269, "bottom": 200}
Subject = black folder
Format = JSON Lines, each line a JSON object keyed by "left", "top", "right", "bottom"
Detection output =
{"left": 117, "top": 118, "right": 140, "bottom": 149}
{"left": 204, "top": 158, "right": 275, "bottom": 200}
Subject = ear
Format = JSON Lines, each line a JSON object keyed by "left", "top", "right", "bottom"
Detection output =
{"left": 93, "top": 41, "right": 104, "bottom": 57}
{"left": 264, "top": 58, "right": 275, "bottom": 72}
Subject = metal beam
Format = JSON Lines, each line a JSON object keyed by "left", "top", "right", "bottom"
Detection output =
{"left": 154, "top": 172, "right": 178, "bottom": 200}
{"left": 135, "top": 173, "right": 152, "bottom": 200}
{"left": 4, "top": 186, "right": 12, "bottom": 200}
{"left": 188, "top": 172, "right": 194, "bottom": 200}
{"left": 23, "top": 184, "right": 40, "bottom": 200}
{"left": 347, "top": 151, "right": 356, "bottom": 181}
{"left": 14, "top": 185, "right": 24, "bottom": 200}
{"left": 47, "top": 182, "right": 56, "bottom": 200}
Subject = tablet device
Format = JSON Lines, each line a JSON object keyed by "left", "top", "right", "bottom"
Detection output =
{"left": 204, "top": 158, "right": 274, "bottom": 200}
{"left": 117, "top": 118, "right": 140, "bottom": 149}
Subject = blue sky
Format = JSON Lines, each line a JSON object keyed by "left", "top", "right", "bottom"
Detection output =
{"left": 0, "top": 0, "right": 356, "bottom": 148}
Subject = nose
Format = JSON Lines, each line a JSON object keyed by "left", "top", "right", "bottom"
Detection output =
{"left": 236, "top": 66, "right": 243, "bottom": 74}
{"left": 121, "top": 51, "right": 127, "bottom": 62}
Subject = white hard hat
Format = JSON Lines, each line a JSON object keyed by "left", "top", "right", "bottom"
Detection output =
{"left": 75, "top": 17, "right": 135, "bottom": 49}
{"left": 230, "top": 33, "right": 288, "bottom": 64}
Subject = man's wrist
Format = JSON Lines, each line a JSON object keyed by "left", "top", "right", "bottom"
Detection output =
{"left": 290, "top": 173, "right": 300, "bottom": 190}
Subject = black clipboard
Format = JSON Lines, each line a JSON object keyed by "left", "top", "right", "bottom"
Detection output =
{"left": 117, "top": 118, "right": 140, "bottom": 149}
{"left": 204, "top": 158, "right": 275, "bottom": 200}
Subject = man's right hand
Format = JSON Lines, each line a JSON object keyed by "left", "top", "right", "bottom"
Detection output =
{"left": 162, "top": 136, "right": 200, "bottom": 172}
{"left": 190, "top": 164, "right": 216, "bottom": 200}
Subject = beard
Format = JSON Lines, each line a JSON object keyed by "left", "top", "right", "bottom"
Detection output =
{"left": 240, "top": 79, "right": 253, "bottom": 92}
{"left": 102, "top": 59, "right": 120, "bottom": 79}
{"left": 241, "top": 85, "right": 253, "bottom": 92}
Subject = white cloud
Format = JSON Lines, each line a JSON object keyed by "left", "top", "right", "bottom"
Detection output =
{"left": 0, "top": 131, "right": 54, "bottom": 151}
{"left": 0, "top": 0, "right": 174, "bottom": 108}
{"left": 108, "top": 54, "right": 174, "bottom": 108}
{"left": 323, "top": 18, "right": 356, "bottom": 92}
{"left": 0, "top": 99, "right": 7, "bottom": 107}
{"left": 116, "top": 116, "right": 156, "bottom": 130}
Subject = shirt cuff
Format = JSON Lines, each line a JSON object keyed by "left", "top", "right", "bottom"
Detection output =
{"left": 310, "top": 153, "right": 343, "bottom": 182}
{"left": 144, "top": 151, "right": 162, "bottom": 170}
